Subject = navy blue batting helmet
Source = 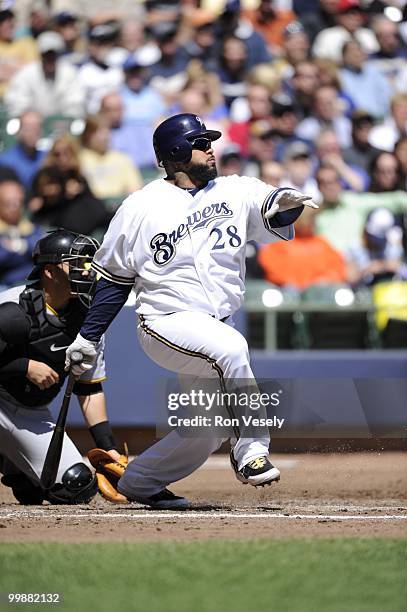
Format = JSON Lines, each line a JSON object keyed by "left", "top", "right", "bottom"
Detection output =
{"left": 153, "top": 113, "right": 222, "bottom": 165}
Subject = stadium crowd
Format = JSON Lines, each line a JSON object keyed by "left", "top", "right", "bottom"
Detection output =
{"left": 0, "top": 0, "right": 406, "bottom": 296}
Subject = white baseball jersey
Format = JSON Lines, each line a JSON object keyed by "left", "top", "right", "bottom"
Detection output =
{"left": 92, "top": 176, "right": 294, "bottom": 320}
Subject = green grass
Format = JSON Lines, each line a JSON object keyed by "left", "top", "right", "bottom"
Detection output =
{"left": 0, "top": 540, "right": 406, "bottom": 612}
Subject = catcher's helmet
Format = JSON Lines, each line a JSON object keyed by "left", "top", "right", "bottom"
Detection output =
{"left": 27, "top": 229, "right": 100, "bottom": 307}
{"left": 153, "top": 113, "right": 222, "bottom": 165}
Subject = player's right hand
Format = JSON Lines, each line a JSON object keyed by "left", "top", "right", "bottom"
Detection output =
{"left": 65, "top": 333, "right": 97, "bottom": 377}
{"left": 27, "top": 360, "right": 59, "bottom": 390}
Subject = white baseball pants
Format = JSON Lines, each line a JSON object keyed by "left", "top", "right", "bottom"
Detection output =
{"left": 0, "top": 395, "right": 83, "bottom": 485}
{"left": 118, "top": 311, "right": 270, "bottom": 498}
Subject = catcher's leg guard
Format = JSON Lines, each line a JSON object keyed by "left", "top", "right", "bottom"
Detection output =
{"left": 46, "top": 462, "right": 97, "bottom": 504}
{"left": 1, "top": 473, "right": 45, "bottom": 505}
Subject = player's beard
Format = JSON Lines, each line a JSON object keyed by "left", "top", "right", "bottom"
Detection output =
{"left": 187, "top": 162, "right": 218, "bottom": 185}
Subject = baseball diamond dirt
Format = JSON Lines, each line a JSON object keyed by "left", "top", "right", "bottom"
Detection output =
{"left": 1, "top": 452, "right": 406, "bottom": 541}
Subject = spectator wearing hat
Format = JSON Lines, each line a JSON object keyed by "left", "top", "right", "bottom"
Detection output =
{"left": 282, "top": 141, "right": 320, "bottom": 203}
{"left": 0, "top": 178, "right": 44, "bottom": 289}
{"left": 273, "top": 21, "right": 310, "bottom": 81}
{"left": 183, "top": 10, "right": 218, "bottom": 71}
{"left": 4, "top": 31, "right": 85, "bottom": 117}
{"left": 339, "top": 39, "right": 391, "bottom": 119}
{"left": 295, "top": 84, "right": 352, "bottom": 148}
{"left": 312, "top": 0, "right": 378, "bottom": 63}
{"left": 77, "top": 23, "right": 123, "bottom": 114}
{"left": 53, "top": 11, "right": 86, "bottom": 67}
{"left": 218, "top": 144, "right": 244, "bottom": 177}
{"left": 300, "top": 0, "right": 338, "bottom": 45}
{"left": 242, "top": 0, "right": 296, "bottom": 55}
{"left": 369, "top": 93, "right": 407, "bottom": 152}
{"left": 148, "top": 20, "right": 190, "bottom": 102}
{"left": 0, "top": 1, "right": 38, "bottom": 96}
{"left": 369, "top": 16, "right": 407, "bottom": 89}
{"left": 215, "top": 0, "right": 271, "bottom": 69}
{"left": 346, "top": 208, "right": 405, "bottom": 287}
{"left": 0, "top": 110, "right": 45, "bottom": 189}
{"left": 343, "top": 111, "right": 383, "bottom": 172}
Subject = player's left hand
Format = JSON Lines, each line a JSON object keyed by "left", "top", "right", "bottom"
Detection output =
{"left": 265, "top": 189, "right": 318, "bottom": 219}
{"left": 65, "top": 333, "right": 97, "bottom": 376}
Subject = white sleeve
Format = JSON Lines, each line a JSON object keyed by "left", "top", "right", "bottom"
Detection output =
{"left": 242, "top": 177, "right": 295, "bottom": 244}
{"left": 91, "top": 199, "right": 138, "bottom": 286}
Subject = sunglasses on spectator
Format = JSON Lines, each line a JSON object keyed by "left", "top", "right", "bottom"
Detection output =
{"left": 190, "top": 137, "right": 212, "bottom": 152}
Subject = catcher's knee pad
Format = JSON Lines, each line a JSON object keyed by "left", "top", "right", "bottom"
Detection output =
{"left": 1, "top": 473, "right": 45, "bottom": 505}
{"left": 46, "top": 462, "right": 97, "bottom": 505}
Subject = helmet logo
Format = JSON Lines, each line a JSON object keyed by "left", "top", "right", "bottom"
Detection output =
{"left": 195, "top": 116, "right": 204, "bottom": 128}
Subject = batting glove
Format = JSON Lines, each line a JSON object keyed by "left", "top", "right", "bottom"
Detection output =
{"left": 65, "top": 333, "right": 97, "bottom": 377}
{"left": 265, "top": 189, "right": 318, "bottom": 219}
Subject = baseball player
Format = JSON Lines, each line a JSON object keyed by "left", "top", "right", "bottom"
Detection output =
{"left": 0, "top": 229, "right": 123, "bottom": 505}
{"left": 65, "top": 113, "right": 317, "bottom": 510}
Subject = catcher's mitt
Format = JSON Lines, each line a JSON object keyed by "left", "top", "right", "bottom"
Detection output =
{"left": 88, "top": 447, "right": 129, "bottom": 504}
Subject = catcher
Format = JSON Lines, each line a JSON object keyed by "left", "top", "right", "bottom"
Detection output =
{"left": 0, "top": 229, "right": 127, "bottom": 504}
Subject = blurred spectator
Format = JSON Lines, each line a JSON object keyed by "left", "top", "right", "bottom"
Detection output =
{"left": 77, "top": 22, "right": 123, "bottom": 114}
{"left": 79, "top": 114, "right": 143, "bottom": 200}
{"left": 215, "top": 0, "right": 271, "bottom": 69}
{"left": 295, "top": 85, "right": 352, "bottom": 148}
{"left": 312, "top": 0, "right": 378, "bottom": 62}
{"left": 5, "top": 31, "right": 85, "bottom": 118}
{"left": 258, "top": 207, "right": 347, "bottom": 290}
{"left": 300, "top": 0, "right": 339, "bottom": 45}
{"left": 282, "top": 141, "right": 320, "bottom": 202}
{"left": 229, "top": 83, "right": 273, "bottom": 157}
{"left": 218, "top": 144, "right": 244, "bottom": 177}
{"left": 394, "top": 136, "right": 407, "bottom": 188}
{"left": 53, "top": 11, "right": 86, "bottom": 66}
{"left": 0, "top": 110, "right": 45, "bottom": 189}
{"left": 148, "top": 21, "right": 190, "bottom": 102}
{"left": 369, "top": 93, "right": 407, "bottom": 152}
{"left": 315, "top": 129, "right": 367, "bottom": 191}
{"left": 0, "top": 1, "right": 38, "bottom": 96}
{"left": 229, "top": 63, "right": 280, "bottom": 123}
{"left": 346, "top": 208, "right": 404, "bottom": 287}
{"left": 273, "top": 21, "right": 310, "bottom": 81}
{"left": 343, "top": 110, "right": 383, "bottom": 172}
{"left": 183, "top": 61, "right": 228, "bottom": 122}
{"left": 369, "top": 15, "right": 407, "bottom": 89}
{"left": 183, "top": 10, "right": 218, "bottom": 71}
{"left": 243, "top": 121, "right": 275, "bottom": 178}
{"left": 339, "top": 39, "right": 391, "bottom": 119}
{"left": 271, "top": 95, "right": 307, "bottom": 160}
{"left": 313, "top": 56, "right": 354, "bottom": 117}
{"left": 368, "top": 151, "right": 404, "bottom": 193}
{"left": 216, "top": 35, "right": 249, "bottom": 108}
{"left": 260, "top": 160, "right": 284, "bottom": 186}
{"left": 102, "top": 52, "right": 166, "bottom": 169}
{"left": 0, "top": 164, "right": 19, "bottom": 183}
{"left": 15, "top": 0, "right": 49, "bottom": 40}
{"left": 120, "top": 18, "right": 146, "bottom": 54}
{"left": 286, "top": 60, "right": 319, "bottom": 119}
{"left": 29, "top": 135, "right": 109, "bottom": 235}
{"left": 29, "top": 165, "right": 111, "bottom": 234}
{"left": 315, "top": 164, "right": 407, "bottom": 252}
{"left": 0, "top": 179, "right": 43, "bottom": 288}
{"left": 242, "top": 0, "right": 296, "bottom": 55}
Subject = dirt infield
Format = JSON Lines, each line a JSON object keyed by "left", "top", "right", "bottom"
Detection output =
{"left": 1, "top": 452, "right": 406, "bottom": 541}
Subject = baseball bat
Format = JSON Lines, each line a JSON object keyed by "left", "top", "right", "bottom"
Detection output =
{"left": 40, "top": 350, "right": 84, "bottom": 490}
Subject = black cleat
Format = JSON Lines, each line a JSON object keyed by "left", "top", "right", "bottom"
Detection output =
{"left": 124, "top": 488, "right": 189, "bottom": 510}
{"left": 230, "top": 453, "right": 280, "bottom": 487}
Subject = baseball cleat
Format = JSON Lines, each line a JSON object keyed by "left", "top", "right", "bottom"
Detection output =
{"left": 124, "top": 488, "right": 189, "bottom": 510}
{"left": 230, "top": 452, "right": 281, "bottom": 487}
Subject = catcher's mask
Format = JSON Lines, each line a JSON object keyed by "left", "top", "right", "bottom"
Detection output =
{"left": 27, "top": 229, "right": 100, "bottom": 308}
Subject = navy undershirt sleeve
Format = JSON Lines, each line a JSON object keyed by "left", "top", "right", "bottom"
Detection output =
{"left": 81, "top": 278, "right": 132, "bottom": 343}
{"left": 268, "top": 205, "right": 305, "bottom": 228}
